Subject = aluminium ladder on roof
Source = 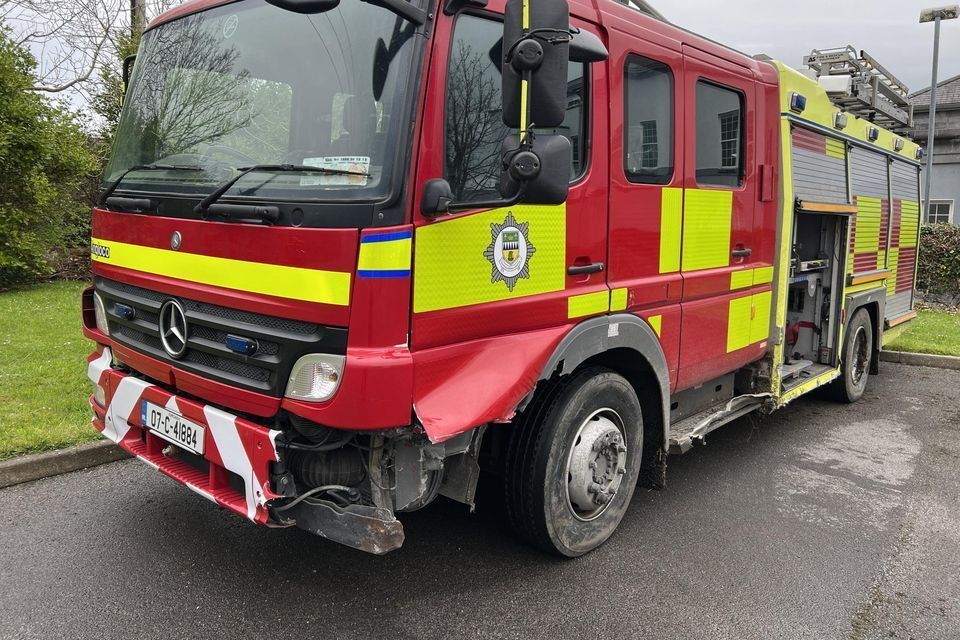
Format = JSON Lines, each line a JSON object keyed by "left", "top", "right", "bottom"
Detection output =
{"left": 803, "top": 46, "right": 914, "bottom": 134}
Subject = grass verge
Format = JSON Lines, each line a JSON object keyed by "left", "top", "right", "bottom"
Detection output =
{"left": 0, "top": 281, "right": 97, "bottom": 460}
{"left": 887, "top": 309, "right": 960, "bottom": 357}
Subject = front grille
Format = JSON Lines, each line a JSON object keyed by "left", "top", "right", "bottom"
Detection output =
{"left": 95, "top": 277, "right": 347, "bottom": 396}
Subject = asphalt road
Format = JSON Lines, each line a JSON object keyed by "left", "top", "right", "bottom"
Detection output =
{"left": 1, "top": 362, "right": 958, "bottom": 640}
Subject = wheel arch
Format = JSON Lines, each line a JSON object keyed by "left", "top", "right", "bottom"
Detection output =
{"left": 845, "top": 288, "right": 885, "bottom": 375}
{"left": 532, "top": 314, "right": 671, "bottom": 455}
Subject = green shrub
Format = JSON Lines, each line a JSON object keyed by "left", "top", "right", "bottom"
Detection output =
{"left": 917, "top": 223, "right": 960, "bottom": 299}
{"left": 0, "top": 29, "right": 96, "bottom": 289}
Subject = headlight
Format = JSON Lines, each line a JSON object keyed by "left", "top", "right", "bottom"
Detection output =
{"left": 93, "top": 292, "right": 109, "bottom": 336}
{"left": 285, "top": 354, "right": 345, "bottom": 402}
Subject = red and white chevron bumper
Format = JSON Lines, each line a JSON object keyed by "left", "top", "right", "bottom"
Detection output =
{"left": 87, "top": 347, "right": 284, "bottom": 525}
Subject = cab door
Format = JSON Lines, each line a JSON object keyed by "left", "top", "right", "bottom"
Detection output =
{"left": 409, "top": 7, "right": 609, "bottom": 351}
{"left": 676, "top": 46, "right": 765, "bottom": 390}
{"left": 605, "top": 17, "right": 684, "bottom": 388}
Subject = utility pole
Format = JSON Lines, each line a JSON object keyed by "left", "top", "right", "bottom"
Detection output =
{"left": 131, "top": 0, "right": 146, "bottom": 35}
{"left": 919, "top": 6, "right": 959, "bottom": 217}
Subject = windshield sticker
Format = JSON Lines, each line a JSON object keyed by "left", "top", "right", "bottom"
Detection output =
{"left": 301, "top": 156, "right": 370, "bottom": 187}
{"left": 222, "top": 15, "right": 239, "bottom": 39}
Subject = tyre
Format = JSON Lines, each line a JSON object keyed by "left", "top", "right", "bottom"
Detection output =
{"left": 829, "top": 308, "right": 873, "bottom": 403}
{"left": 503, "top": 366, "right": 643, "bottom": 557}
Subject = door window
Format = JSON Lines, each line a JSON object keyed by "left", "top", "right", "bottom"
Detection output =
{"left": 444, "top": 14, "right": 588, "bottom": 201}
{"left": 695, "top": 80, "right": 744, "bottom": 188}
{"left": 623, "top": 55, "right": 673, "bottom": 184}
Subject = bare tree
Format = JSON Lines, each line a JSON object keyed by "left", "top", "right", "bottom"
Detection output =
{"left": 1, "top": 0, "right": 178, "bottom": 97}
{"left": 444, "top": 40, "right": 508, "bottom": 201}
{"left": 108, "top": 13, "right": 256, "bottom": 169}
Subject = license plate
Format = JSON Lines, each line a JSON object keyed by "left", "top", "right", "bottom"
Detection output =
{"left": 141, "top": 401, "right": 205, "bottom": 455}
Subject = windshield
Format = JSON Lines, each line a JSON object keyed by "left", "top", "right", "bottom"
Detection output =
{"left": 104, "top": 0, "right": 418, "bottom": 204}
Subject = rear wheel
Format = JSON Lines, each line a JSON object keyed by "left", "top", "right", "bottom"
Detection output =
{"left": 830, "top": 308, "right": 873, "bottom": 403}
{"left": 503, "top": 367, "right": 643, "bottom": 557}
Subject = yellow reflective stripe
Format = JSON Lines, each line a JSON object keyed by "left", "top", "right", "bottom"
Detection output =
{"left": 682, "top": 189, "right": 732, "bottom": 271}
{"left": 610, "top": 287, "right": 628, "bottom": 312}
{"left": 731, "top": 266, "right": 775, "bottom": 291}
{"left": 358, "top": 238, "right": 411, "bottom": 272}
{"left": 853, "top": 196, "right": 882, "bottom": 254}
{"left": 648, "top": 314, "right": 662, "bottom": 338}
{"left": 886, "top": 247, "right": 900, "bottom": 296}
{"left": 727, "top": 291, "right": 771, "bottom": 352}
{"left": 568, "top": 290, "right": 609, "bottom": 319}
{"left": 413, "top": 204, "right": 566, "bottom": 314}
{"left": 90, "top": 238, "right": 351, "bottom": 306}
{"left": 726, "top": 294, "right": 753, "bottom": 352}
{"left": 659, "top": 188, "right": 682, "bottom": 273}
{"left": 730, "top": 269, "right": 753, "bottom": 290}
{"left": 900, "top": 201, "right": 920, "bottom": 246}
{"left": 753, "top": 265, "right": 774, "bottom": 285}
{"left": 750, "top": 291, "right": 772, "bottom": 344}
{"left": 825, "top": 138, "right": 846, "bottom": 160}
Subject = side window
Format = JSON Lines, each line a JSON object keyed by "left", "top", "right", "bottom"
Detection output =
{"left": 695, "top": 80, "right": 744, "bottom": 188}
{"left": 624, "top": 55, "right": 673, "bottom": 184}
{"left": 444, "top": 14, "right": 588, "bottom": 201}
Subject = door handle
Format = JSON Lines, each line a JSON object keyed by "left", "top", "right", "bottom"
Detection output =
{"left": 731, "top": 248, "right": 753, "bottom": 259}
{"left": 567, "top": 262, "right": 605, "bottom": 275}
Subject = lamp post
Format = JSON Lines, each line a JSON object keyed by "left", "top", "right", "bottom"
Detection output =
{"left": 919, "top": 5, "right": 959, "bottom": 217}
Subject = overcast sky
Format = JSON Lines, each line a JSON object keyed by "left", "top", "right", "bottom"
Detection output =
{"left": 657, "top": 0, "right": 960, "bottom": 94}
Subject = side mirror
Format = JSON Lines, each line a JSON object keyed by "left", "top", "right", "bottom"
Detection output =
{"left": 501, "top": 0, "right": 570, "bottom": 129}
{"left": 122, "top": 54, "right": 137, "bottom": 95}
{"left": 421, "top": 179, "right": 455, "bottom": 217}
{"left": 500, "top": 133, "right": 571, "bottom": 204}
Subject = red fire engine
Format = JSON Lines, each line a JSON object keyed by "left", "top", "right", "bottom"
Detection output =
{"left": 84, "top": 0, "right": 922, "bottom": 555}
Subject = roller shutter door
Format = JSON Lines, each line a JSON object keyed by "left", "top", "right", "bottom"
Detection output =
{"left": 849, "top": 147, "right": 889, "bottom": 277}
{"left": 887, "top": 160, "right": 921, "bottom": 320}
{"left": 790, "top": 126, "right": 848, "bottom": 205}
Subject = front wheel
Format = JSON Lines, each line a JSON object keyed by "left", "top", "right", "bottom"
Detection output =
{"left": 829, "top": 308, "right": 873, "bottom": 403}
{"left": 503, "top": 367, "right": 643, "bottom": 557}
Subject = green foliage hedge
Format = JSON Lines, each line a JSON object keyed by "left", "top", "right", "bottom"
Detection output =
{"left": 0, "top": 29, "right": 96, "bottom": 289}
{"left": 917, "top": 223, "right": 960, "bottom": 298}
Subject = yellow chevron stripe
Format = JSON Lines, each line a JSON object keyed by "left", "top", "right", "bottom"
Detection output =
{"left": 90, "top": 237, "right": 351, "bottom": 306}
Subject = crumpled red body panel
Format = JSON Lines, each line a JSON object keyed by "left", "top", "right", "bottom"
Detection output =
{"left": 412, "top": 324, "right": 570, "bottom": 442}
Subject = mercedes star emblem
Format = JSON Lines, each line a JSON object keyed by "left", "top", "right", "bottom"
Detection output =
{"left": 158, "top": 299, "right": 188, "bottom": 359}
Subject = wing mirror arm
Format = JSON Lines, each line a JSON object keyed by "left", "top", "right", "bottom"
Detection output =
{"left": 421, "top": 179, "right": 528, "bottom": 218}
{"left": 122, "top": 54, "right": 136, "bottom": 95}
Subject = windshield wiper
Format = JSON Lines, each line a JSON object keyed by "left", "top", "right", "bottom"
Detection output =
{"left": 99, "top": 163, "right": 204, "bottom": 206}
{"left": 193, "top": 164, "right": 372, "bottom": 224}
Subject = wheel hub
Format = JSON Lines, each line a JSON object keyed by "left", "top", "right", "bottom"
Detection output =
{"left": 566, "top": 409, "right": 627, "bottom": 521}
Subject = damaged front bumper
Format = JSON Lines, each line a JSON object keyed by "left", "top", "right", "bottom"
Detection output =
{"left": 87, "top": 347, "right": 406, "bottom": 553}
